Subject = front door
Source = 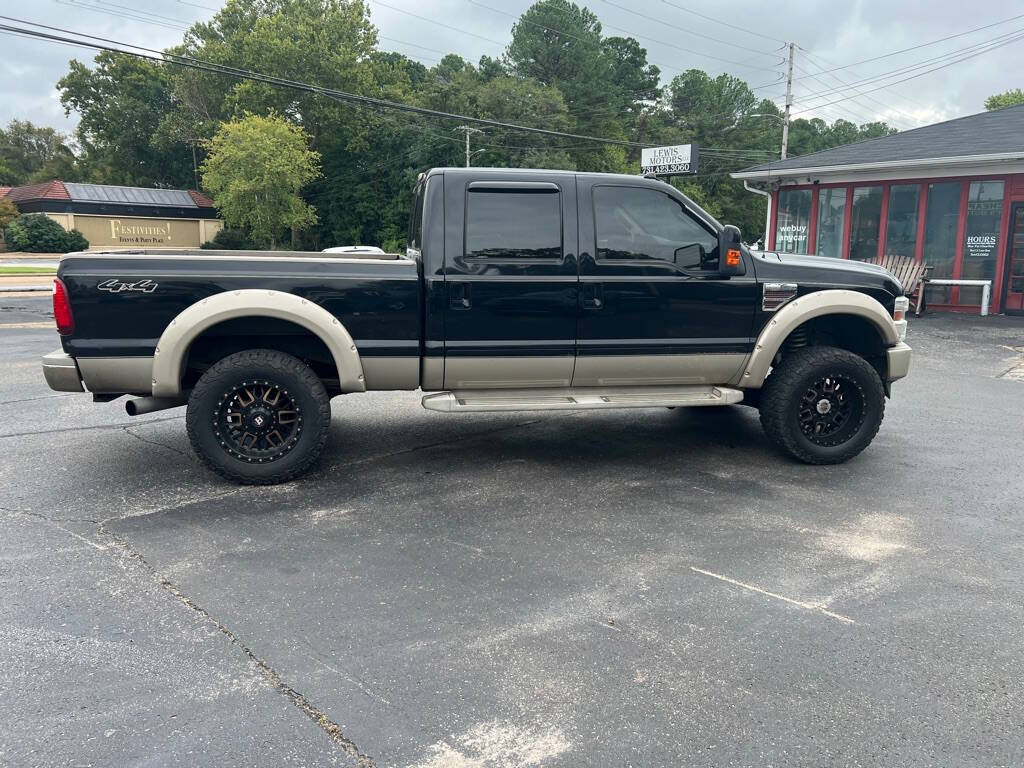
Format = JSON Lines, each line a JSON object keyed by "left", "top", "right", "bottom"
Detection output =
{"left": 574, "top": 180, "right": 759, "bottom": 387}
{"left": 1004, "top": 203, "right": 1024, "bottom": 314}
{"left": 443, "top": 174, "right": 579, "bottom": 389}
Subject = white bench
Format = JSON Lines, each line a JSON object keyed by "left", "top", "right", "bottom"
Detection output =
{"left": 926, "top": 279, "right": 993, "bottom": 316}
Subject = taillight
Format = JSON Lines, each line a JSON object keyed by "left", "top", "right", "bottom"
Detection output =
{"left": 53, "top": 278, "right": 74, "bottom": 335}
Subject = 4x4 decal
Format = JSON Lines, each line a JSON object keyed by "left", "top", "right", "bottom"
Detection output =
{"left": 97, "top": 278, "right": 158, "bottom": 294}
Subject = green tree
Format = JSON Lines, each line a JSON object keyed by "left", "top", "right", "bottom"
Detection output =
{"left": 58, "top": 52, "right": 192, "bottom": 187}
{"left": 0, "top": 120, "right": 79, "bottom": 186}
{"left": 984, "top": 89, "right": 1024, "bottom": 110}
{"left": 201, "top": 114, "right": 321, "bottom": 247}
{"left": 0, "top": 197, "right": 19, "bottom": 237}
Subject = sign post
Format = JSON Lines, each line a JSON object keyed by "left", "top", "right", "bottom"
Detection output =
{"left": 640, "top": 144, "right": 699, "bottom": 177}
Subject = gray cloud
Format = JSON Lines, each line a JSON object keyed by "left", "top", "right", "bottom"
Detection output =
{"left": 1, "top": 0, "right": 1021, "bottom": 138}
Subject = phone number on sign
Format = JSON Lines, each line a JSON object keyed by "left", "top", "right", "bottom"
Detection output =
{"left": 641, "top": 163, "right": 695, "bottom": 174}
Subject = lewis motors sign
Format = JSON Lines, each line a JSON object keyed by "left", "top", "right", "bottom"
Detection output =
{"left": 641, "top": 144, "right": 699, "bottom": 176}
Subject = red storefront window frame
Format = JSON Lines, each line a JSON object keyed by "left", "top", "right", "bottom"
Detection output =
{"left": 769, "top": 172, "right": 1014, "bottom": 311}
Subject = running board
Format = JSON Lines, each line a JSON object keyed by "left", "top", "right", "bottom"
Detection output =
{"left": 421, "top": 386, "right": 743, "bottom": 413}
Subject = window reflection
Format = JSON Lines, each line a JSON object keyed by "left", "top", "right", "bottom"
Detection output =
{"left": 815, "top": 188, "right": 846, "bottom": 258}
{"left": 885, "top": 184, "right": 920, "bottom": 258}
{"left": 924, "top": 182, "right": 961, "bottom": 303}
{"left": 849, "top": 186, "right": 883, "bottom": 261}
{"left": 776, "top": 188, "right": 811, "bottom": 253}
{"left": 961, "top": 181, "right": 1004, "bottom": 305}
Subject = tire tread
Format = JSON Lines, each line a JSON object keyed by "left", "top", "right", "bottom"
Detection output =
{"left": 759, "top": 345, "right": 885, "bottom": 465}
{"left": 185, "top": 349, "right": 331, "bottom": 485}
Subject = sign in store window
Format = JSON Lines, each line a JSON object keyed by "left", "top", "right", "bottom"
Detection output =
{"left": 776, "top": 188, "right": 811, "bottom": 253}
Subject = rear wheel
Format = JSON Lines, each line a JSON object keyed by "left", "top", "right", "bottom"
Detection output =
{"left": 759, "top": 346, "right": 885, "bottom": 464}
{"left": 186, "top": 349, "right": 331, "bottom": 484}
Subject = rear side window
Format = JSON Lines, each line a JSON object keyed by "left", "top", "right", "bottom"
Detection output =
{"left": 594, "top": 185, "right": 718, "bottom": 269}
{"left": 465, "top": 189, "right": 561, "bottom": 260}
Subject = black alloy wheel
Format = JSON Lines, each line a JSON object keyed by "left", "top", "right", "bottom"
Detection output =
{"left": 797, "top": 373, "right": 865, "bottom": 447}
{"left": 215, "top": 380, "right": 302, "bottom": 463}
{"left": 759, "top": 345, "right": 885, "bottom": 465}
{"left": 186, "top": 349, "right": 331, "bottom": 484}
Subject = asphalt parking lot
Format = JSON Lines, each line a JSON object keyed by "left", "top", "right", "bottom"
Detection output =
{"left": 2, "top": 294, "right": 1023, "bottom": 768}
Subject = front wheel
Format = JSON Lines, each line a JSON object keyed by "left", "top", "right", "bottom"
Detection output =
{"left": 759, "top": 346, "right": 885, "bottom": 464}
{"left": 186, "top": 349, "right": 331, "bottom": 484}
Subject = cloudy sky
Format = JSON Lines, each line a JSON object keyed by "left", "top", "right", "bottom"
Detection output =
{"left": 1, "top": 0, "right": 1022, "bottom": 138}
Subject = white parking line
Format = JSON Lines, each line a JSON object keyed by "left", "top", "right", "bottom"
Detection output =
{"left": 0, "top": 322, "right": 54, "bottom": 329}
{"left": 690, "top": 566, "right": 855, "bottom": 624}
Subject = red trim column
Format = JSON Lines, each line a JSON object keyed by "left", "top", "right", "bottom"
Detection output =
{"left": 914, "top": 182, "right": 928, "bottom": 263}
{"left": 951, "top": 181, "right": 970, "bottom": 305}
{"left": 808, "top": 187, "right": 819, "bottom": 255}
{"left": 877, "top": 183, "right": 890, "bottom": 262}
{"left": 992, "top": 182, "right": 1013, "bottom": 312}
{"left": 841, "top": 184, "right": 853, "bottom": 259}
{"left": 768, "top": 189, "right": 779, "bottom": 250}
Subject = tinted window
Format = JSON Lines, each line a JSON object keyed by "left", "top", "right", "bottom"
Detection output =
{"left": 815, "top": 187, "right": 846, "bottom": 258}
{"left": 849, "top": 185, "right": 883, "bottom": 261}
{"left": 594, "top": 186, "right": 717, "bottom": 269}
{"left": 465, "top": 189, "right": 561, "bottom": 260}
{"left": 884, "top": 184, "right": 920, "bottom": 258}
{"left": 924, "top": 181, "right": 961, "bottom": 303}
{"left": 777, "top": 188, "right": 811, "bottom": 254}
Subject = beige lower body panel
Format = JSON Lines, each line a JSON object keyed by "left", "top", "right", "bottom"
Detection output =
{"left": 77, "top": 356, "right": 154, "bottom": 394}
{"left": 361, "top": 356, "right": 420, "bottom": 390}
{"left": 572, "top": 353, "right": 749, "bottom": 387}
{"left": 444, "top": 356, "right": 573, "bottom": 389}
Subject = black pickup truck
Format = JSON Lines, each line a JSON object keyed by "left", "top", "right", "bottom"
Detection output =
{"left": 42, "top": 167, "right": 911, "bottom": 483}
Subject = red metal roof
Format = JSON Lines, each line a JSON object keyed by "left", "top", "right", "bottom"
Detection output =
{"left": 187, "top": 189, "right": 215, "bottom": 207}
{"left": 5, "top": 180, "right": 71, "bottom": 203}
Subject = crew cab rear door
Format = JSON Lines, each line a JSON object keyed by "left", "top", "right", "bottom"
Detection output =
{"left": 574, "top": 179, "right": 758, "bottom": 386}
{"left": 442, "top": 172, "right": 579, "bottom": 389}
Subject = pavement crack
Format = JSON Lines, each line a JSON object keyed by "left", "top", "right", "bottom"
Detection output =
{"left": 123, "top": 425, "right": 188, "bottom": 456}
{"left": 96, "top": 523, "right": 376, "bottom": 767}
{"left": 0, "top": 414, "right": 183, "bottom": 440}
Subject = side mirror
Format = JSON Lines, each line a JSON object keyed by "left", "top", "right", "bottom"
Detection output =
{"left": 718, "top": 225, "right": 745, "bottom": 277}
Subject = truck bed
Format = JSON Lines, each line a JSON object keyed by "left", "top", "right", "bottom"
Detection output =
{"left": 56, "top": 249, "right": 422, "bottom": 391}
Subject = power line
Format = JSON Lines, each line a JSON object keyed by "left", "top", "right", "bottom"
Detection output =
{"left": 793, "top": 26, "right": 1024, "bottom": 102}
{"left": 464, "top": 0, "right": 785, "bottom": 73}
{"left": 791, "top": 29, "right": 1024, "bottom": 114}
{"left": 790, "top": 61, "right": 912, "bottom": 129}
{"left": 0, "top": 17, "right": 660, "bottom": 149}
{"left": 369, "top": 0, "right": 506, "bottom": 47}
{"left": 791, "top": 10, "right": 1024, "bottom": 81}
{"left": 594, "top": 0, "right": 780, "bottom": 57}
{"left": 659, "top": 0, "right": 788, "bottom": 45}
{"left": 795, "top": 49, "right": 926, "bottom": 125}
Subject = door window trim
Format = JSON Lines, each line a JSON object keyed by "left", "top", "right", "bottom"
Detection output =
{"left": 463, "top": 183, "right": 564, "bottom": 264}
{"left": 590, "top": 183, "right": 718, "bottom": 272}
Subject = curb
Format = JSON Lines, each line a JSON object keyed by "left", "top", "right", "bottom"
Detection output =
{"left": 0, "top": 285, "right": 50, "bottom": 293}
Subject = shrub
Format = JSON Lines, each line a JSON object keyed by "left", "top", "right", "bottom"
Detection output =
{"left": 5, "top": 213, "right": 90, "bottom": 253}
{"left": 201, "top": 227, "right": 254, "bottom": 250}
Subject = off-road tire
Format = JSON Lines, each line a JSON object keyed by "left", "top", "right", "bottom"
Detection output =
{"left": 759, "top": 345, "right": 885, "bottom": 465}
{"left": 186, "top": 349, "right": 331, "bottom": 484}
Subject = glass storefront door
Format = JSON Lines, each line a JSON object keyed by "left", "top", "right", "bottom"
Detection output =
{"left": 960, "top": 181, "right": 1004, "bottom": 306}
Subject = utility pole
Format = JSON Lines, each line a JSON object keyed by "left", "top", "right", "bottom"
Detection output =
{"left": 454, "top": 125, "right": 483, "bottom": 167}
{"left": 781, "top": 42, "right": 795, "bottom": 160}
